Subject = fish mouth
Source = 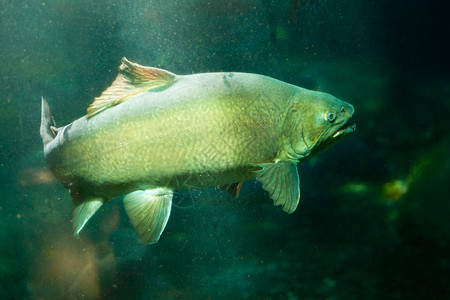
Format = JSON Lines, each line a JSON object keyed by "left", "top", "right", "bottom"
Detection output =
{"left": 310, "top": 119, "right": 356, "bottom": 156}
{"left": 332, "top": 120, "right": 356, "bottom": 139}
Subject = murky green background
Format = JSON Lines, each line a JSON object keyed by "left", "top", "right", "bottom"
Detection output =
{"left": 1, "top": 0, "right": 449, "bottom": 299}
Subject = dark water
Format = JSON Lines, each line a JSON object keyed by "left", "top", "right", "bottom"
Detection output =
{"left": 1, "top": 0, "right": 449, "bottom": 299}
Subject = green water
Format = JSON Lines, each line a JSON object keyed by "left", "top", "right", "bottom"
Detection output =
{"left": 1, "top": 0, "right": 449, "bottom": 299}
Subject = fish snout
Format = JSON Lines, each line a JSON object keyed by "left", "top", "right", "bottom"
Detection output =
{"left": 340, "top": 102, "right": 355, "bottom": 116}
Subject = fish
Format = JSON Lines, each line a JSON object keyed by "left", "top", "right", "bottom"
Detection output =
{"left": 40, "top": 57, "right": 355, "bottom": 244}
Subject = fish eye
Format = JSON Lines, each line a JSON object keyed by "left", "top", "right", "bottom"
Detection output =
{"left": 325, "top": 111, "right": 336, "bottom": 122}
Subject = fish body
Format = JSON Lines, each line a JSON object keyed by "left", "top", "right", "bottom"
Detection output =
{"left": 41, "top": 58, "right": 355, "bottom": 244}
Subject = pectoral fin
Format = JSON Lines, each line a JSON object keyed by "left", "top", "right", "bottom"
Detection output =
{"left": 254, "top": 163, "right": 300, "bottom": 214}
{"left": 123, "top": 188, "right": 173, "bottom": 244}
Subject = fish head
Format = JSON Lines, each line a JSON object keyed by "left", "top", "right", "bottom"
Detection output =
{"left": 281, "top": 89, "right": 355, "bottom": 161}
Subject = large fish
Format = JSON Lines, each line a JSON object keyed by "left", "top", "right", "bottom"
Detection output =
{"left": 40, "top": 58, "right": 355, "bottom": 244}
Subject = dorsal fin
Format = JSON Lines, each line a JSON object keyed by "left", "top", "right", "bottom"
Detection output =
{"left": 87, "top": 57, "right": 176, "bottom": 117}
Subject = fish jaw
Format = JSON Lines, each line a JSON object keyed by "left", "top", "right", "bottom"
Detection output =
{"left": 310, "top": 117, "right": 356, "bottom": 157}
{"left": 332, "top": 120, "right": 356, "bottom": 139}
{"left": 329, "top": 101, "right": 356, "bottom": 140}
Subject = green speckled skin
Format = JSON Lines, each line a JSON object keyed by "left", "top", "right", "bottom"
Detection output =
{"left": 45, "top": 72, "right": 299, "bottom": 200}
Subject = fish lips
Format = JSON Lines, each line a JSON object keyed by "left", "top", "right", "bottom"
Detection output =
{"left": 331, "top": 120, "right": 356, "bottom": 139}
{"left": 310, "top": 119, "right": 356, "bottom": 156}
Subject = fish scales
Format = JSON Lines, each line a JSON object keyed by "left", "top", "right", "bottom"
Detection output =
{"left": 40, "top": 58, "right": 355, "bottom": 244}
{"left": 48, "top": 73, "right": 292, "bottom": 195}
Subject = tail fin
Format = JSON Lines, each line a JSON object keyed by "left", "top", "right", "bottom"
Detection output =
{"left": 40, "top": 97, "right": 56, "bottom": 147}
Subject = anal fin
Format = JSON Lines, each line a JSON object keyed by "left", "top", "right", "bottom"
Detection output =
{"left": 254, "top": 162, "right": 300, "bottom": 214}
{"left": 123, "top": 188, "right": 173, "bottom": 244}
{"left": 73, "top": 197, "right": 104, "bottom": 237}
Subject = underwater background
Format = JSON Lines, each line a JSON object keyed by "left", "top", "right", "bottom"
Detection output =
{"left": 1, "top": 0, "right": 449, "bottom": 299}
